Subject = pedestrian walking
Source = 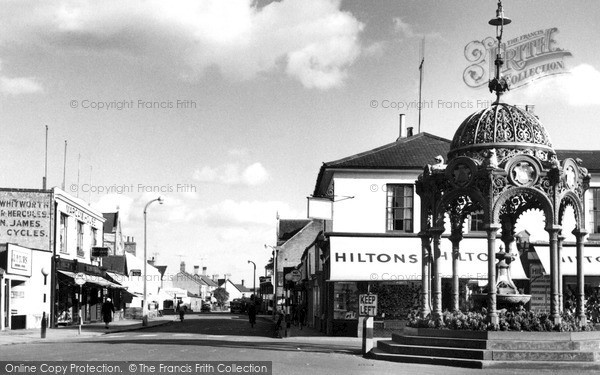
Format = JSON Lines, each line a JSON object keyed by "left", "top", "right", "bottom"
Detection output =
{"left": 248, "top": 295, "right": 257, "bottom": 328}
{"left": 177, "top": 301, "right": 185, "bottom": 322}
{"left": 101, "top": 298, "right": 115, "bottom": 329}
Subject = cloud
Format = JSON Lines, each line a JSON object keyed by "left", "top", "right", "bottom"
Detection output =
{"left": 3, "top": 0, "right": 364, "bottom": 89}
{"left": 193, "top": 162, "right": 269, "bottom": 186}
{"left": 509, "top": 64, "right": 600, "bottom": 107}
{"left": 0, "top": 60, "right": 43, "bottom": 95}
{"left": 392, "top": 17, "right": 441, "bottom": 40}
{"left": 202, "top": 199, "right": 302, "bottom": 227}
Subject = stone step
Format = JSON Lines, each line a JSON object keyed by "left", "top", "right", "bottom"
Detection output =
{"left": 380, "top": 339, "right": 600, "bottom": 362}
{"left": 491, "top": 349, "right": 599, "bottom": 362}
{"left": 377, "top": 340, "right": 490, "bottom": 360}
{"left": 394, "top": 332, "right": 600, "bottom": 351}
{"left": 392, "top": 333, "right": 488, "bottom": 349}
{"left": 488, "top": 339, "right": 600, "bottom": 351}
{"left": 370, "top": 348, "right": 484, "bottom": 369}
{"left": 482, "top": 361, "right": 600, "bottom": 370}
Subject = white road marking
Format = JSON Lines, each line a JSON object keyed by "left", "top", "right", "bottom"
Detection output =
{"left": 138, "top": 334, "right": 158, "bottom": 337}
{"left": 173, "top": 334, "right": 193, "bottom": 336}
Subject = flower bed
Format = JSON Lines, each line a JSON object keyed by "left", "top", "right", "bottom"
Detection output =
{"left": 407, "top": 309, "right": 595, "bottom": 332}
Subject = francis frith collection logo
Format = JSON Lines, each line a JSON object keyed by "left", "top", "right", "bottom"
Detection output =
{"left": 463, "top": 27, "right": 572, "bottom": 89}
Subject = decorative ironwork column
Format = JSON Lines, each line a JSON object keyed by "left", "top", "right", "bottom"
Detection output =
{"left": 573, "top": 228, "right": 588, "bottom": 324}
{"left": 449, "top": 230, "right": 463, "bottom": 312}
{"left": 547, "top": 225, "right": 562, "bottom": 324}
{"left": 486, "top": 224, "right": 501, "bottom": 325}
{"left": 430, "top": 228, "right": 444, "bottom": 320}
{"left": 418, "top": 232, "right": 432, "bottom": 318}
{"left": 557, "top": 233, "right": 566, "bottom": 313}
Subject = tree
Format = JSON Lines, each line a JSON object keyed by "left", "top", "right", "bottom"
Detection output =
{"left": 213, "top": 287, "right": 230, "bottom": 308}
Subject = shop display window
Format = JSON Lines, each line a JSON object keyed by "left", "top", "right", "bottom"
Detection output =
{"left": 333, "top": 282, "right": 358, "bottom": 320}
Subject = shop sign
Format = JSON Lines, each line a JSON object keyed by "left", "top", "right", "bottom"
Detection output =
{"left": 7, "top": 244, "right": 32, "bottom": 277}
{"left": 463, "top": 27, "right": 572, "bottom": 90}
{"left": 329, "top": 237, "right": 528, "bottom": 282}
{"left": 91, "top": 247, "right": 109, "bottom": 257}
{"left": 0, "top": 191, "right": 51, "bottom": 250}
{"left": 285, "top": 270, "right": 302, "bottom": 282}
{"left": 359, "top": 294, "right": 377, "bottom": 316}
{"left": 65, "top": 204, "right": 99, "bottom": 228}
{"left": 74, "top": 272, "right": 86, "bottom": 285}
{"left": 10, "top": 291, "right": 24, "bottom": 298}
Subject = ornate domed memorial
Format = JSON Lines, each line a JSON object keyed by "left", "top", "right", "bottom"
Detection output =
{"left": 415, "top": 0, "right": 591, "bottom": 327}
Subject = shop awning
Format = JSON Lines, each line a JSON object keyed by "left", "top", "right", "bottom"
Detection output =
{"left": 329, "top": 236, "right": 528, "bottom": 282}
{"left": 58, "top": 270, "right": 126, "bottom": 289}
{"left": 535, "top": 246, "right": 600, "bottom": 276}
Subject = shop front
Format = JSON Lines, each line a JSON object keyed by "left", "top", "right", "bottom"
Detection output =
{"left": 54, "top": 259, "right": 124, "bottom": 325}
{"left": 326, "top": 235, "right": 528, "bottom": 336}
{"left": 0, "top": 244, "right": 52, "bottom": 330}
{"left": 529, "top": 244, "right": 600, "bottom": 314}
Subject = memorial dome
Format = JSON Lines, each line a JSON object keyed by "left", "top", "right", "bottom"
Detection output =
{"left": 448, "top": 103, "right": 555, "bottom": 163}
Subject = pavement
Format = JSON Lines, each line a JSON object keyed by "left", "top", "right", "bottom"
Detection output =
{"left": 0, "top": 313, "right": 371, "bottom": 348}
{"left": 0, "top": 315, "right": 176, "bottom": 346}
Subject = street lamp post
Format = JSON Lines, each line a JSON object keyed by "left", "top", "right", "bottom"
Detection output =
{"left": 247, "top": 260, "right": 256, "bottom": 297}
{"left": 143, "top": 196, "right": 164, "bottom": 326}
{"left": 265, "top": 244, "right": 279, "bottom": 317}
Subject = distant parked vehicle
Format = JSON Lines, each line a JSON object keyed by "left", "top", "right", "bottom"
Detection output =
{"left": 201, "top": 303, "right": 212, "bottom": 312}
{"left": 230, "top": 299, "right": 243, "bottom": 314}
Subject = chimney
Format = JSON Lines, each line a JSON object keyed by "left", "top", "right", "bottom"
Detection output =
{"left": 241, "top": 279, "right": 245, "bottom": 286}
{"left": 397, "top": 113, "right": 406, "bottom": 140}
{"left": 202, "top": 266, "right": 207, "bottom": 276}
{"left": 407, "top": 127, "right": 414, "bottom": 137}
{"left": 180, "top": 261, "right": 185, "bottom": 273}
{"left": 148, "top": 257, "right": 155, "bottom": 266}
{"left": 194, "top": 265, "right": 199, "bottom": 275}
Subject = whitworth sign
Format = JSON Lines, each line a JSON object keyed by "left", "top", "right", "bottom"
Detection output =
{"left": 463, "top": 27, "right": 572, "bottom": 89}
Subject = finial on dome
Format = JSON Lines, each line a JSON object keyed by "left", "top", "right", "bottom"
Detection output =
{"left": 488, "top": 1, "right": 511, "bottom": 103}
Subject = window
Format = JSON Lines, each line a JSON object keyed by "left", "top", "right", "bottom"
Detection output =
{"left": 333, "top": 282, "right": 358, "bottom": 320}
{"left": 591, "top": 188, "right": 600, "bottom": 234}
{"left": 76, "top": 221, "right": 84, "bottom": 258}
{"left": 59, "top": 214, "right": 68, "bottom": 254}
{"left": 91, "top": 227, "right": 97, "bottom": 248}
{"left": 386, "top": 184, "right": 413, "bottom": 232}
{"left": 469, "top": 210, "right": 485, "bottom": 232}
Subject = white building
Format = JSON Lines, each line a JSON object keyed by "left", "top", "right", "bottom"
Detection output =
{"left": 309, "top": 129, "right": 600, "bottom": 336}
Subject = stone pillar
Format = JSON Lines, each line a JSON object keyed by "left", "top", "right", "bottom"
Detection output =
{"left": 573, "top": 228, "right": 588, "bottom": 324}
{"left": 418, "top": 232, "right": 431, "bottom": 318}
{"left": 449, "top": 231, "right": 463, "bottom": 312}
{"left": 430, "top": 228, "right": 444, "bottom": 320}
{"left": 557, "top": 234, "right": 566, "bottom": 314}
{"left": 547, "top": 225, "right": 562, "bottom": 325}
{"left": 486, "top": 224, "right": 501, "bottom": 325}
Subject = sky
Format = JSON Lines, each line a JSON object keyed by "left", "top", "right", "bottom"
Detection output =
{"left": 1, "top": 0, "right": 599, "bottom": 286}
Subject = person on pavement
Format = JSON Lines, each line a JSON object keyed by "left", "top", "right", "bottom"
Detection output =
{"left": 248, "top": 295, "right": 257, "bottom": 328}
{"left": 101, "top": 297, "right": 115, "bottom": 329}
{"left": 177, "top": 301, "right": 185, "bottom": 321}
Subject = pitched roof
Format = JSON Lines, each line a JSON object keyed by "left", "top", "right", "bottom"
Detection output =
{"left": 313, "top": 131, "right": 600, "bottom": 196}
{"left": 234, "top": 284, "right": 252, "bottom": 293}
{"left": 102, "top": 212, "right": 118, "bottom": 234}
{"left": 278, "top": 219, "right": 311, "bottom": 245}
{"left": 155, "top": 265, "right": 167, "bottom": 278}
{"left": 323, "top": 132, "right": 450, "bottom": 170}
{"left": 102, "top": 255, "right": 126, "bottom": 274}
{"left": 556, "top": 150, "right": 600, "bottom": 172}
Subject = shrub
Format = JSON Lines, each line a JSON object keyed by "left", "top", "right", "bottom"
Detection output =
{"left": 406, "top": 309, "right": 595, "bottom": 332}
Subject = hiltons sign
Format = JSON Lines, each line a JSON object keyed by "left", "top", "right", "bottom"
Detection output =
{"left": 463, "top": 27, "right": 572, "bottom": 89}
